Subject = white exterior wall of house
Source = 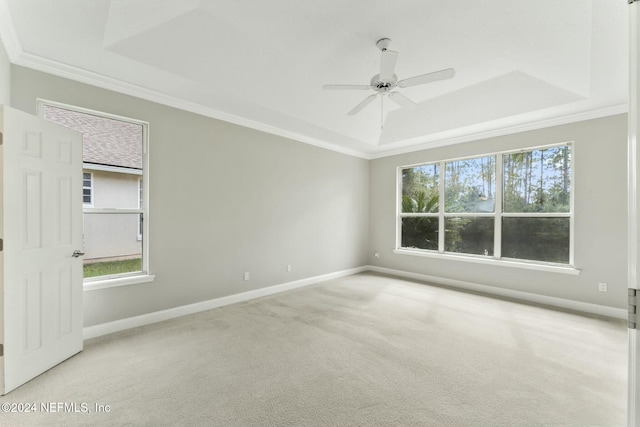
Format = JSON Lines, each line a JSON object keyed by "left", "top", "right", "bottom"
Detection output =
{"left": 92, "top": 170, "right": 140, "bottom": 209}
{"left": 83, "top": 169, "right": 142, "bottom": 262}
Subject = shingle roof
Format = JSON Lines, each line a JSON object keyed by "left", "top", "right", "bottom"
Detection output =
{"left": 43, "top": 105, "right": 143, "bottom": 170}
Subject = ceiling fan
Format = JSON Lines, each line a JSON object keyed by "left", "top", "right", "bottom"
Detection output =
{"left": 323, "top": 38, "right": 455, "bottom": 127}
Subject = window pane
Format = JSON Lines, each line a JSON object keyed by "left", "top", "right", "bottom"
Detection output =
{"left": 503, "top": 145, "right": 571, "bottom": 213}
{"left": 401, "top": 165, "right": 439, "bottom": 213}
{"left": 401, "top": 217, "right": 439, "bottom": 250}
{"left": 83, "top": 212, "right": 142, "bottom": 278}
{"left": 44, "top": 105, "right": 143, "bottom": 171}
{"left": 502, "top": 217, "right": 570, "bottom": 263}
{"left": 445, "top": 217, "right": 494, "bottom": 256}
{"left": 445, "top": 156, "right": 495, "bottom": 213}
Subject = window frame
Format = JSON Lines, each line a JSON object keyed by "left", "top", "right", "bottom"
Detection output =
{"left": 37, "top": 99, "right": 154, "bottom": 289}
{"left": 82, "top": 172, "right": 94, "bottom": 206}
{"left": 395, "top": 142, "right": 577, "bottom": 274}
{"left": 137, "top": 178, "right": 143, "bottom": 241}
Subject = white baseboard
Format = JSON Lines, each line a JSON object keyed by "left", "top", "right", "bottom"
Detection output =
{"left": 84, "top": 264, "right": 627, "bottom": 340}
{"left": 368, "top": 265, "right": 627, "bottom": 320}
{"left": 83, "top": 266, "right": 369, "bottom": 339}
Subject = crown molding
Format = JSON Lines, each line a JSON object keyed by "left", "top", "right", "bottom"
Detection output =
{"left": 6, "top": 46, "right": 629, "bottom": 162}
{"left": 11, "top": 50, "right": 372, "bottom": 159}
{"left": 368, "top": 103, "right": 628, "bottom": 159}
{"left": 0, "top": 0, "right": 22, "bottom": 62}
{"left": 0, "top": 0, "right": 371, "bottom": 160}
{"left": 0, "top": 0, "right": 627, "bottom": 162}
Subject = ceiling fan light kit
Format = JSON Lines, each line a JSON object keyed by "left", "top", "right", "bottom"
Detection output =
{"left": 323, "top": 38, "right": 456, "bottom": 128}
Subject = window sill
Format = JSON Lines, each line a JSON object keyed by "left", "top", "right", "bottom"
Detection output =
{"left": 83, "top": 274, "right": 155, "bottom": 291}
{"left": 393, "top": 249, "right": 580, "bottom": 275}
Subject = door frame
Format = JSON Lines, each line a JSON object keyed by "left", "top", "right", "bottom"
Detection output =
{"left": 629, "top": 2, "right": 640, "bottom": 426}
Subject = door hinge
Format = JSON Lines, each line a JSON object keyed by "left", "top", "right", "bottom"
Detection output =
{"left": 0, "top": 344, "right": 3, "bottom": 357}
{"left": 0, "top": 238, "right": 3, "bottom": 251}
{"left": 0, "top": 132, "right": 3, "bottom": 145}
{"left": 630, "top": 289, "right": 639, "bottom": 329}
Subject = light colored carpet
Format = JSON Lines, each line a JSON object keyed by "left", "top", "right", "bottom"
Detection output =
{"left": 0, "top": 273, "right": 627, "bottom": 426}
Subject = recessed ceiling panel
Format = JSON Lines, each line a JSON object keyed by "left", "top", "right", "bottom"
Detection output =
{"left": 380, "top": 71, "right": 584, "bottom": 144}
{"left": 103, "top": 0, "right": 202, "bottom": 47}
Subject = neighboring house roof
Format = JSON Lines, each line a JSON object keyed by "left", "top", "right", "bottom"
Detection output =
{"left": 43, "top": 104, "right": 143, "bottom": 170}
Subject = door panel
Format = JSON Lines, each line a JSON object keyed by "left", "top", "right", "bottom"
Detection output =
{"left": 22, "top": 274, "right": 43, "bottom": 352}
{"left": 54, "top": 267, "right": 73, "bottom": 337}
{"left": 23, "top": 170, "right": 43, "bottom": 249}
{"left": 1, "top": 106, "right": 83, "bottom": 395}
{"left": 57, "top": 177, "right": 73, "bottom": 245}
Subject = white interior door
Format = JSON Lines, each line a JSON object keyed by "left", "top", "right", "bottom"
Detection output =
{"left": 0, "top": 105, "right": 83, "bottom": 395}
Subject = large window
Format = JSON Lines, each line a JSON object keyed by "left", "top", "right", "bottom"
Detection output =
{"left": 40, "top": 100, "right": 150, "bottom": 283}
{"left": 398, "top": 143, "right": 572, "bottom": 266}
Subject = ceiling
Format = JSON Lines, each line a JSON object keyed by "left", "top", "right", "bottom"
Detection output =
{"left": 0, "top": 0, "right": 630, "bottom": 159}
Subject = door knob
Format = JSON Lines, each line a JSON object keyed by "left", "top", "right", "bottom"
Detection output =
{"left": 72, "top": 250, "right": 85, "bottom": 258}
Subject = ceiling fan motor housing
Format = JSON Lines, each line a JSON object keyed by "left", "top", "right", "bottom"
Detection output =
{"left": 371, "top": 73, "right": 398, "bottom": 92}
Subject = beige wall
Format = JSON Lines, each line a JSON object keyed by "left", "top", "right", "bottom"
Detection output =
{"left": 9, "top": 62, "right": 628, "bottom": 325}
{"left": 0, "top": 37, "right": 10, "bottom": 106}
{"left": 370, "top": 114, "right": 628, "bottom": 309}
{"left": 11, "top": 65, "right": 370, "bottom": 327}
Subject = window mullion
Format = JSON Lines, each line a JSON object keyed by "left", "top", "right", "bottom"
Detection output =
{"left": 502, "top": 212, "right": 571, "bottom": 218}
{"left": 83, "top": 208, "right": 143, "bottom": 214}
{"left": 438, "top": 161, "right": 445, "bottom": 253}
{"left": 494, "top": 153, "right": 503, "bottom": 260}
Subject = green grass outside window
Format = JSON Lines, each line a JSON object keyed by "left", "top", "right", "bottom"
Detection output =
{"left": 84, "top": 258, "right": 142, "bottom": 278}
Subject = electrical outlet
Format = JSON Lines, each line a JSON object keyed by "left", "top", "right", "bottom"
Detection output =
{"left": 598, "top": 282, "right": 608, "bottom": 292}
{"left": 243, "top": 272, "right": 250, "bottom": 281}
{"left": 287, "top": 265, "right": 292, "bottom": 272}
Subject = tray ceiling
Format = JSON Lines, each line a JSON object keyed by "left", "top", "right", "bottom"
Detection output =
{"left": 0, "top": 0, "right": 629, "bottom": 158}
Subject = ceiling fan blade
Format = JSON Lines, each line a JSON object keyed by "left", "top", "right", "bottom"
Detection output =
{"left": 389, "top": 92, "right": 417, "bottom": 108}
{"left": 322, "top": 84, "right": 372, "bottom": 90}
{"left": 379, "top": 50, "right": 399, "bottom": 80}
{"left": 398, "top": 68, "right": 456, "bottom": 88}
{"left": 347, "top": 94, "right": 378, "bottom": 116}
